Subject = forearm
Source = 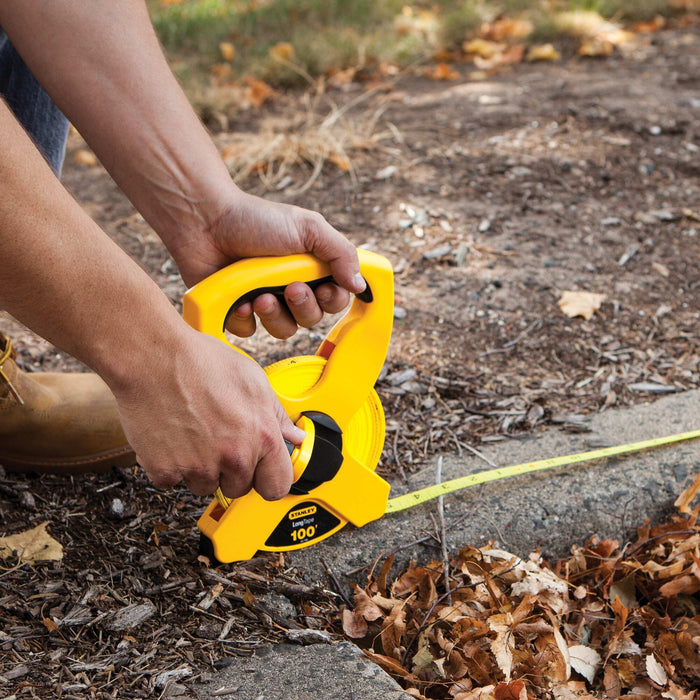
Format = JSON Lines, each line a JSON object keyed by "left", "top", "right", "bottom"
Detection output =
{"left": 0, "top": 98, "right": 183, "bottom": 391}
{"left": 0, "top": 0, "right": 232, "bottom": 250}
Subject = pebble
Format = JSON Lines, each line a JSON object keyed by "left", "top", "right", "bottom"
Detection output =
{"left": 375, "top": 165, "right": 397, "bottom": 179}
{"left": 393, "top": 307, "right": 407, "bottom": 320}
{"left": 18, "top": 490, "right": 36, "bottom": 511}
{"left": 109, "top": 498, "right": 126, "bottom": 519}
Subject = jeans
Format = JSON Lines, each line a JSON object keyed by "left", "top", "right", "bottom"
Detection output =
{"left": 0, "top": 28, "right": 69, "bottom": 176}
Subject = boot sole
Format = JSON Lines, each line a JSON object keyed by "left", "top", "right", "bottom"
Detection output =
{"left": 0, "top": 445, "right": 136, "bottom": 475}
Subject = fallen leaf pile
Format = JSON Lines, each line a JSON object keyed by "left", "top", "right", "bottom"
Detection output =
{"left": 339, "top": 494, "right": 700, "bottom": 698}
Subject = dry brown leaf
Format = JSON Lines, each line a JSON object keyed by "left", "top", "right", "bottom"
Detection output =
{"left": 463, "top": 38, "right": 505, "bottom": 59}
{"left": 558, "top": 290, "right": 606, "bottom": 320}
{"left": 646, "top": 654, "right": 668, "bottom": 686}
{"left": 210, "top": 63, "right": 232, "bottom": 81}
{"left": 243, "top": 76, "right": 275, "bottom": 108}
{"left": 604, "top": 664, "right": 622, "bottom": 698}
{"left": 527, "top": 43, "right": 561, "bottom": 62}
{"left": 479, "top": 18, "right": 534, "bottom": 41}
{"left": 488, "top": 613, "right": 514, "bottom": 682}
{"left": 42, "top": 616, "right": 59, "bottom": 633}
{"left": 426, "top": 63, "right": 460, "bottom": 81}
{"left": 659, "top": 574, "right": 700, "bottom": 597}
{"left": 579, "top": 38, "right": 614, "bottom": 57}
{"left": 454, "top": 686, "right": 496, "bottom": 700}
{"left": 353, "top": 585, "right": 384, "bottom": 621}
{"left": 327, "top": 67, "right": 356, "bottom": 89}
{"left": 342, "top": 608, "right": 368, "bottom": 638}
{"left": 674, "top": 473, "right": 700, "bottom": 514}
{"left": 363, "top": 649, "right": 418, "bottom": 682}
{"left": 569, "top": 645, "right": 601, "bottom": 684}
{"left": 0, "top": 522, "right": 63, "bottom": 563}
{"left": 219, "top": 41, "right": 235, "bottom": 62}
{"left": 381, "top": 604, "right": 406, "bottom": 659}
{"left": 494, "top": 680, "right": 527, "bottom": 700}
{"left": 662, "top": 679, "right": 698, "bottom": 700}
{"left": 74, "top": 149, "right": 98, "bottom": 167}
{"left": 269, "top": 41, "right": 295, "bottom": 62}
{"left": 328, "top": 151, "right": 350, "bottom": 171}
{"left": 633, "top": 16, "right": 666, "bottom": 33}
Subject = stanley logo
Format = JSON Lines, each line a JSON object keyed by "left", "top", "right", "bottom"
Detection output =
{"left": 289, "top": 506, "right": 317, "bottom": 520}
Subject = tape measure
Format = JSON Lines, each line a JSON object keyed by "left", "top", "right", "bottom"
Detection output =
{"left": 183, "top": 249, "right": 394, "bottom": 563}
{"left": 386, "top": 428, "right": 700, "bottom": 514}
{"left": 183, "top": 249, "right": 700, "bottom": 563}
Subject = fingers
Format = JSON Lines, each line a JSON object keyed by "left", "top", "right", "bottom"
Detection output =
{"left": 251, "top": 283, "right": 350, "bottom": 339}
{"left": 295, "top": 210, "right": 366, "bottom": 294}
{"left": 224, "top": 301, "right": 257, "bottom": 337}
{"left": 313, "top": 281, "right": 350, "bottom": 315}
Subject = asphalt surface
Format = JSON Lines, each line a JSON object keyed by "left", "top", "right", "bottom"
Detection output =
{"left": 193, "top": 389, "right": 700, "bottom": 700}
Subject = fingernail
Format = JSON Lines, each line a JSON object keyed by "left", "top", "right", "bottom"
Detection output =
{"left": 287, "top": 289, "right": 306, "bottom": 305}
{"left": 353, "top": 273, "right": 366, "bottom": 292}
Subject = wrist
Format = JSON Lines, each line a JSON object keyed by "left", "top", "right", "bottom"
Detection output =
{"left": 92, "top": 287, "right": 189, "bottom": 397}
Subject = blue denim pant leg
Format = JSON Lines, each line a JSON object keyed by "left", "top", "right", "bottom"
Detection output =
{"left": 0, "top": 28, "right": 69, "bottom": 176}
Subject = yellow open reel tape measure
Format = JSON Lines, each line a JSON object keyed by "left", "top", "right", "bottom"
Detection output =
{"left": 183, "top": 249, "right": 394, "bottom": 563}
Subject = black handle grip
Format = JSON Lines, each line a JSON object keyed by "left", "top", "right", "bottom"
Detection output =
{"left": 224, "top": 276, "right": 373, "bottom": 330}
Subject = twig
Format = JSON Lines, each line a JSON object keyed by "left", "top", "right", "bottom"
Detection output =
{"left": 320, "top": 557, "right": 352, "bottom": 607}
{"left": 436, "top": 456, "right": 452, "bottom": 606}
{"left": 461, "top": 442, "right": 498, "bottom": 468}
{"left": 480, "top": 320, "right": 542, "bottom": 356}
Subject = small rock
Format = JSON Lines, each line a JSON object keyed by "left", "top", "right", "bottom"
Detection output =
{"left": 393, "top": 307, "right": 407, "bottom": 320}
{"left": 649, "top": 125, "right": 662, "bottom": 135}
{"left": 509, "top": 166, "right": 533, "bottom": 179}
{"left": 375, "top": 165, "right": 397, "bottom": 179}
{"left": 454, "top": 243, "right": 470, "bottom": 265}
{"left": 601, "top": 217, "right": 621, "bottom": 227}
{"left": 649, "top": 209, "right": 677, "bottom": 222}
{"left": 109, "top": 498, "right": 126, "bottom": 519}
{"left": 259, "top": 592, "right": 296, "bottom": 619}
{"left": 479, "top": 218, "right": 492, "bottom": 232}
{"left": 284, "top": 629, "right": 332, "bottom": 645}
{"left": 18, "top": 490, "right": 36, "bottom": 511}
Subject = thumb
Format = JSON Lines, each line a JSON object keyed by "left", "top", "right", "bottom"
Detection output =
{"left": 299, "top": 214, "right": 365, "bottom": 294}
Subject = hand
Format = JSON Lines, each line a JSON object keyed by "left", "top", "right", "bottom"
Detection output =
{"left": 169, "top": 188, "right": 366, "bottom": 339}
{"left": 112, "top": 326, "right": 305, "bottom": 500}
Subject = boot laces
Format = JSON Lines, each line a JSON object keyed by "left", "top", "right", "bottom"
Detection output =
{"left": 0, "top": 336, "right": 24, "bottom": 406}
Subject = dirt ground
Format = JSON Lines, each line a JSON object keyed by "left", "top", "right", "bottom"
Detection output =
{"left": 1, "top": 25, "right": 699, "bottom": 699}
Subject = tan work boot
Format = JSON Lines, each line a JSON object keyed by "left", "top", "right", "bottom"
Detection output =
{"left": 0, "top": 333, "right": 135, "bottom": 474}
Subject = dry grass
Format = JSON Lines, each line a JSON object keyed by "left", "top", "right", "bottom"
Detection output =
{"left": 217, "top": 85, "right": 402, "bottom": 194}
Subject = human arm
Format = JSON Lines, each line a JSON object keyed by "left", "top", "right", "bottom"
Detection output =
{"left": 0, "top": 97, "right": 307, "bottom": 499}
{"left": 0, "top": 0, "right": 365, "bottom": 338}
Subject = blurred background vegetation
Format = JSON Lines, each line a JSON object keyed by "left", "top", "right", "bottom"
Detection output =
{"left": 148, "top": 0, "right": 692, "bottom": 90}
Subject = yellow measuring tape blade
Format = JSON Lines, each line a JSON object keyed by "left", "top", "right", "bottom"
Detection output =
{"left": 385, "top": 429, "right": 700, "bottom": 514}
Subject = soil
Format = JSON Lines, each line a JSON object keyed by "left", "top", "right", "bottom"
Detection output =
{"left": 1, "top": 25, "right": 699, "bottom": 699}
